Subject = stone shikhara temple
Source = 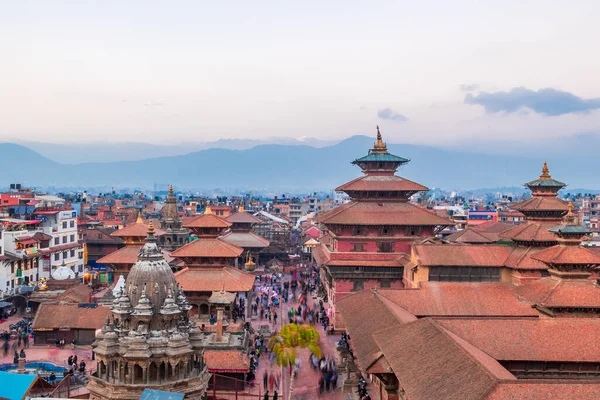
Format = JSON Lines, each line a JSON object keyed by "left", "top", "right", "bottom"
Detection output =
{"left": 88, "top": 221, "right": 210, "bottom": 399}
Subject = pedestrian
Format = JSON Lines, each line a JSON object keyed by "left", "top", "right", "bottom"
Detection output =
{"left": 68, "top": 355, "right": 73, "bottom": 366}
{"left": 263, "top": 370, "right": 268, "bottom": 391}
{"left": 272, "top": 390, "right": 278, "bottom": 400}
{"left": 13, "top": 350, "right": 18, "bottom": 364}
{"left": 263, "top": 391, "right": 269, "bottom": 400}
{"left": 73, "top": 354, "right": 78, "bottom": 366}
{"left": 71, "top": 338, "right": 76, "bottom": 349}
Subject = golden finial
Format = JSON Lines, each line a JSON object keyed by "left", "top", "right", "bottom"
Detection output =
{"left": 205, "top": 200, "right": 212, "bottom": 215}
{"left": 239, "top": 204, "right": 245, "bottom": 212}
{"left": 244, "top": 251, "right": 255, "bottom": 267}
{"left": 372, "top": 125, "right": 388, "bottom": 154}
{"left": 169, "top": 184, "right": 174, "bottom": 194}
{"left": 136, "top": 211, "right": 143, "bottom": 224}
{"left": 540, "top": 160, "right": 551, "bottom": 180}
{"left": 567, "top": 202, "right": 574, "bottom": 217}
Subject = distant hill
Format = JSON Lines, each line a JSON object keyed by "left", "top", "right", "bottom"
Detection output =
{"left": 0, "top": 136, "right": 597, "bottom": 191}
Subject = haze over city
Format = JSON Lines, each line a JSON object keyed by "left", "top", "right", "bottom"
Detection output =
{"left": 2, "top": 0, "right": 600, "bottom": 149}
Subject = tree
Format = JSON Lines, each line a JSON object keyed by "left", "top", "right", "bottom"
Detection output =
{"left": 269, "top": 323, "right": 322, "bottom": 400}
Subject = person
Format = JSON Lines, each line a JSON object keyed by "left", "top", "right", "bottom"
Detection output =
{"left": 272, "top": 390, "right": 278, "bottom": 400}
{"left": 13, "top": 350, "right": 19, "bottom": 364}
{"left": 263, "top": 391, "right": 269, "bottom": 400}
{"left": 71, "top": 338, "right": 76, "bottom": 349}
{"left": 263, "top": 370, "right": 268, "bottom": 390}
{"left": 68, "top": 355, "right": 73, "bottom": 366}
{"left": 79, "top": 360, "right": 86, "bottom": 374}
{"left": 49, "top": 372, "right": 56, "bottom": 384}
{"left": 73, "top": 354, "right": 78, "bottom": 366}
{"left": 19, "top": 348, "right": 26, "bottom": 359}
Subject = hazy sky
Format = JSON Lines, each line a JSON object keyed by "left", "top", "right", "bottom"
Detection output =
{"left": 2, "top": 0, "right": 600, "bottom": 145}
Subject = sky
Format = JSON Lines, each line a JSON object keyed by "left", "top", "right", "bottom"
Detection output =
{"left": 2, "top": 0, "right": 600, "bottom": 147}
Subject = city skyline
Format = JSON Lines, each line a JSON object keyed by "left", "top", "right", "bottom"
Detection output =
{"left": 2, "top": 1, "right": 600, "bottom": 146}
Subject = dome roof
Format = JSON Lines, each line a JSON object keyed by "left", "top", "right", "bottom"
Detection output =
{"left": 125, "top": 221, "right": 177, "bottom": 315}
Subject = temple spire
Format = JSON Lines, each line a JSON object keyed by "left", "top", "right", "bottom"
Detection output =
{"left": 540, "top": 160, "right": 551, "bottom": 180}
{"left": 371, "top": 125, "right": 388, "bottom": 154}
{"left": 136, "top": 211, "right": 143, "bottom": 224}
{"left": 205, "top": 201, "right": 212, "bottom": 215}
{"left": 168, "top": 184, "right": 174, "bottom": 195}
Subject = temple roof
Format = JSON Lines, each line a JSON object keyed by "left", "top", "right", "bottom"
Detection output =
{"left": 351, "top": 127, "right": 410, "bottom": 168}
{"left": 220, "top": 231, "right": 270, "bottom": 248}
{"left": 445, "top": 228, "right": 495, "bottom": 244}
{"left": 438, "top": 318, "right": 600, "bottom": 362}
{"left": 413, "top": 244, "right": 512, "bottom": 267}
{"left": 511, "top": 197, "right": 571, "bottom": 213}
{"left": 97, "top": 245, "right": 174, "bottom": 265}
{"left": 335, "top": 175, "right": 428, "bottom": 193}
{"left": 499, "top": 221, "right": 559, "bottom": 244}
{"left": 225, "top": 211, "right": 262, "bottom": 224}
{"left": 352, "top": 152, "right": 410, "bottom": 164}
{"left": 161, "top": 184, "right": 180, "bottom": 222}
{"left": 378, "top": 283, "right": 538, "bottom": 318}
{"left": 33, "top": 303, "right": 112, "bottom": 330}
{"left": 175, "top": 266, "right": 255, "bottom": 292}
{"left": 525, "top": 161, "right": 566, "bottom": 190}
{"left": 204, "top": 350, "right": 250, "bottom": 373}
{"left": 170, "top": 238, "right": 243, "bottom": 258}
{"left": 512, "top": 278, "right": 600, "bottom": 309}
{"left": 317, "top": 201, "right": 454, "bottom": 226}
{"left": 111, "top": 217, "right": 166, "bottom": 238}
{"left": 183, "top": 213, "right": 231, "bottom": 229}
{"left": 531, "top": 245, "right": 600, "bottom": 265}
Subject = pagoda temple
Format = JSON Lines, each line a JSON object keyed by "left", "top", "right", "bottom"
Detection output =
{"left": 159, "top": 185, "right": 190, "bottom": 252}
{"left": 172, "top": 210, "right": 255, "bottom": 319}
{"left": 315, "top": 127, "right": 453, "bottom": 328}
{"left": 222, "top": 205, "right": 270, "bottom": 267}
{"left": 500, "top": 161, "right": 572, "bottom": 246}
{"left": 88, "top": 222, "right": 210, "bottom": 399}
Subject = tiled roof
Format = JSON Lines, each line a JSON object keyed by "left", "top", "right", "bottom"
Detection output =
{"left": 335, "top": 175, "right": 428, "bottom": 193}
{"left": 512, "top": 197, "right": 570, "bottom": 212}
{"left": 183, "top": 214, "right": 231, "bottom": 229}
{"left": 503, "top": 247, "right": 548, "bottom": 270}
{"left": 225, "top": 212, "right": 262, "bottom": 224}
{"left": 175, "top": 266, "right": 254, "bottom": 292}
{"left": 111, "top": 221, "right": 166, "bottom": 237}
{"left": 353, "top": 152, "right": 409, "bottom": 164}
{"left": 372, "top": 319, "right": 514, "bottom": 400}
{"left": 336, "top": 290, "right": 415, "bottom": 373}
{"left": 220, "top": 231, "right": 270, "bottom": 248}
{"left": 32, "top": 303, "right": 112, "bottom": 330}
{"left": 531, "top": 245, "right": 600, "bottom": 265}
{"left": 445, "top": 229, "right": 495, "bottom": 244}
{"left": 512, "top": 278, "right": 600, "bottom": 308}
{"left": 318, "top": 201, "right": 454, "bottom": 226}
{"left": 500, "top": 221, "right": 559, "bottom": 243}
{"left": 473, "top": 221, "right": 515, "bottom": 234}
{"left": 438, "top": 318, "right": 600, "bottom": 362}
{"left": 56, "top": 284, "right": 93, "bottom": 304}
{"left": 204, "top": 350, "right": 250, "bottom": 372}
{"left": 379, "top": 283, "right": 539, "bottom": 318}
{"left": 170, "top": 238, "right": 243, "bottom": 258}
{"left": 97, "top": 246, "right": 174, "bottom": 265}
{"left": 413, "top": 244, "right": 512, "bottom": 267}
{"left": 327, "top": 259, "right": 402, "bottom": 267}
{"left": 487, "top": 381, "right": 600, "bottom": 400}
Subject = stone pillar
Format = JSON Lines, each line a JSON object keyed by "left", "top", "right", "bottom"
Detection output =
{"left": 129, "top": 365, "right": 134, "bottom": 384}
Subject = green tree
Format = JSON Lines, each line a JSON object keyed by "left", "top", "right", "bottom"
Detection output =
{"left": 269, "top": 323, "right": 322, "bottom": 400}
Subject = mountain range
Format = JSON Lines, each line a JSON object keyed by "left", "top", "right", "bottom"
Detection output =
{"left": 0, "top": 136, "right": 597, "bottom": 193}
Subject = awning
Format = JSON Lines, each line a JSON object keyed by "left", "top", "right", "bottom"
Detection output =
{"left": 17, "top": 239, "right": 38, "bottom": 245}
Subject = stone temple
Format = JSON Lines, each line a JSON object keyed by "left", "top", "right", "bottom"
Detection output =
{"left": 87, "top": 221, "right": 210, "bottom": 399}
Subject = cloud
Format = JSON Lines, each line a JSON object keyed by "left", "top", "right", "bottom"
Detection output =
{"left": 377, "top": 108, "right": 407, "bottom": 122}
{"left": 460, "top": 84, "right": 479, "bottom": 92}
{"left": 464, "top": 87, "right": 600, "bottom": 116}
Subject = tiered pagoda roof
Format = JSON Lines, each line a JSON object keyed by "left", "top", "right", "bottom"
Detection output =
{"left": 225, "top": 210, "right": 262, "bottom": 224}
{"left": 170, "top": 238, "right": 243, "bottom": 259}
{"left": 184, "top": 213, "right": 231, "bottom": 230}
{"left": 220, "top": 231, "right": 270, "bottom": 248}
{"left": 175, "top": 266, "right": 255, "bottom": 293}
{"left": 111, "top": 213, "right": 166, "bottom": 239}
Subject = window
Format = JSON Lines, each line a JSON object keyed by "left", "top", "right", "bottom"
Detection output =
{"left": 62, "top": 236, "right": 67, "bottom": 244}
{"left": 63, "top": 251, "right": 68, "bottom": 259}
{"left": 353, "top": 227, "right": 362, "bottom": 236}
{"left": 429, "top": 266, "right": 500, "bottom": 282}
{"left": 70, "top": 250, "right": 75, "bottom": 257}
{"left": 377, "top": 242, "right": 394, "bottom": 253}
{"left": 54, "top": 253, "right": 60, "bottom": 261}
{"left": 379, "top": 279, "right": 391, "bottom": 288}
{"left": 381, "top": 227, "right": 389, "bottom": 236}
{"left": 70, "top": 234, "right": 75, "bottom": 242}
{"left": 54, "top": 237, "right": 60, "bottom": 246}
{"left": 62, "top": 221, "right": 67, "bottom": 229}
{"left": 352, "top": 280, "right": 364, "bottom": 291}
{"left": 70, "top": 220, "right": 75, "bottom": 228}
{"left": 352, "top": 243, "right": 365, "bottom": 252}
